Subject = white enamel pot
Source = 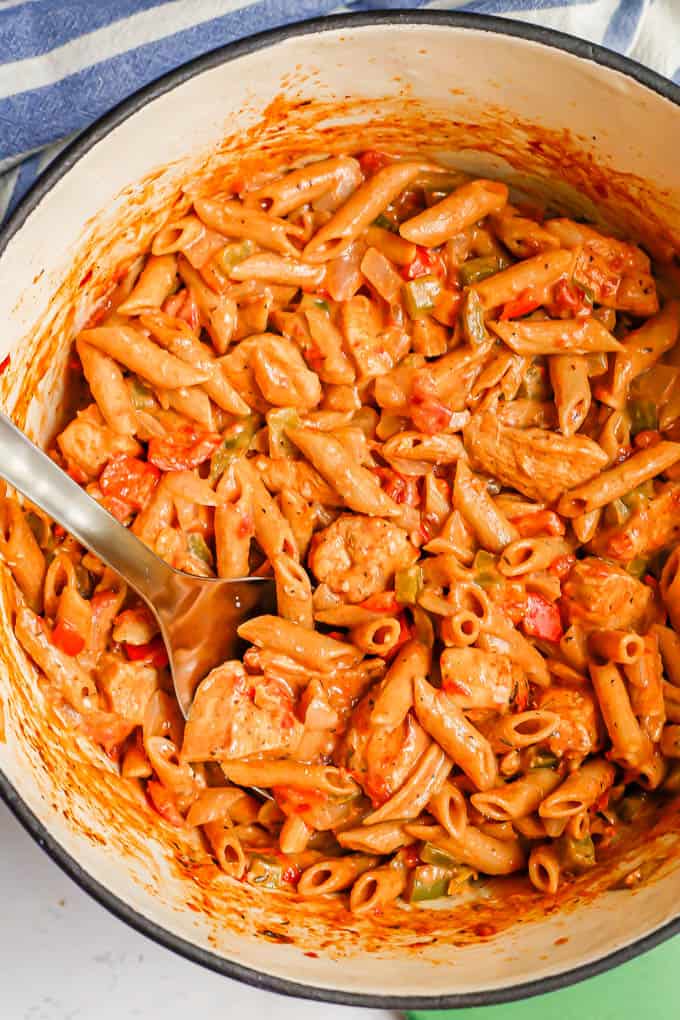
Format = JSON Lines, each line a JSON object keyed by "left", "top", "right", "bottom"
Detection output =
{"left": 1, "top": 12, "right": 680, "bottom": 1009}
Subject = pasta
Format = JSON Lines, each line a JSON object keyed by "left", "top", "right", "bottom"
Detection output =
{"left": 7, "top": 149, "right": 680, "bottom": 916}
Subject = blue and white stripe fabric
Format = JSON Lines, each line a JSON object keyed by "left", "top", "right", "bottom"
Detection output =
{"left": 0, "top": 0, "right": 677, "bottom": 225}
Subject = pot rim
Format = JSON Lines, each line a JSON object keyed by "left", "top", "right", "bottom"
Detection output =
{"left": 1, "top": 10, "right": 680, "bottom": 1008}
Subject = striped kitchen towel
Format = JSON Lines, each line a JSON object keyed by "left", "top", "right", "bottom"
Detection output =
{"left": 0, "top": 0, "right": 678, "bottom": 225}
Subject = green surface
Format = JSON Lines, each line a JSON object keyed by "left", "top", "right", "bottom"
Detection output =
{"left": 407, "top": 934, "right": 680, "bottom": 1019}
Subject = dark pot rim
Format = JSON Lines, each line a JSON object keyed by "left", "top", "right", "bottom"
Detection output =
{"left": 1, "top": 9, "right": 679, "bottom": 1009}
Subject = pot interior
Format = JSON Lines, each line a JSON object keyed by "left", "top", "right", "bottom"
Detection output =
{"left": 1, "top": 18, "right": 680, "bottom": 1003}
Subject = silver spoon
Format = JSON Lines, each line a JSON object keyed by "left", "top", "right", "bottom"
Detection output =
{"left": 0, "top": 412, "right": 276, "bottom": 719}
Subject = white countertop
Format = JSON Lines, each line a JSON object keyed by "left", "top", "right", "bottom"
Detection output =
{"left": 0, "top": 798, "right": 394, "bottom": 1020}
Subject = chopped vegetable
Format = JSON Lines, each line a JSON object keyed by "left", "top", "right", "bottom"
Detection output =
{"left": 529, "top": 749, "right": 559, "bottom": 770}
{"left": 402, "top": 246, "right": 442, "bottom": 281}
{"left": 402, "top": 276, "right": 442, "bottom": 318}
{"left": 358, "top": 150, "right": 391, "bottom": 176}
{"left": 500, "top": 290, "right": 541, "bottom": 320}
{"left": 217, "top": 239, "right": 255, "bottom": 275}
{"left": 299, "top": 293, "right": 330, "bottom": 314}
{"left": 209, "top": 415, "right": 260, "bottom": 482}
{"left": 395, "top": 564, "right": 424, "bottom": 605}
{"left": 553, "top": 278, "right": 592, "bottom": 318}
{"left": 461, "top": 288, "right": 487, "bottom": 346}
{"left": 124, "top": 635, "right": 169, "bottom": 669}
{"left": 627, "top": 398, "right": 658, "bottom": 438}
{"left": 51, "top": 618, "right": 86, "bottom": 657}
{"left": 421, "top": 842, "right": 459, "bottom": 868}
{"left": 511, "top": 510, "right": 566, "bottom": 538}
{"left": 625, "top": 557, "right": 648, "bottom": 579}
{"left": 604, "top": 497, "right": 632, "bottom": 528}
{"left": 267, "top": 407, "right": 300, "bottom": 459}
{"left": 99, "top": 455, "right": 160, "bottom": 519}
{"left": 518, "top": 359, "right": 551, "bottom": 401}
{"left": 373, "top": 213, "right": 399, "bottom": 233}
{"left": 522, "top": 591, "right": 563, "bottom": 643}
{"left": 557, "top": 834, "right": 596, "bottom": 873}
{"left": 406, "top": 864, "right": 454, "bottom": 903}
{"left": 247, "top": 854, "right": 289, "bottom": 890}
{"left": 473, "top": 549, "right": 503, "bottom": 589}
{"left": 458, "top": 256, "right": 508, "bottom": 286}
{"left": 187, "top": 533, "right": 213, "bottom": 566}
{"left": 621, "top": 480, "right": 655, "bottom": 511}
{"left": 148, "top": 425, "right": 222, "bottom": 472}
{"left": 617, "top": 791, "right": 647, "bottom": 823}
{"left": 360, "top": 591, "right": 400, "bottom": 614}
{"left": 130, "top": 378, "right": 155, "bottom": 410}
{"left": 411, "top": 605, "right": 435, "bottom": 648}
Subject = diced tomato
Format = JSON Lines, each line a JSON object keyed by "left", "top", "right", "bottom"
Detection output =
{"left": 281, "top": 863, "right": 302, "bottom": 885}
{"left": 147, "top": 426, "right": 222, "bottom": 472}
{"left": 643, "top": 573, "right": 658, "bottom": 589}
{"left": 522, "top": 591, "right": 563, "bottom": 642}
{"left": 360, "top": 591, "right": 400, "bottom": 614}
{"left": 124, "top": 635, "right": 169, "bottom": 669}
{"left": 401, "top": 246, "right": 444, "bottom": 281}
{"left": 374, "top": 466, "right": 421, "bottom": 506}
{"left": 326, "top": 631, "right": 345, "bottom": 642}
{"left": 66, "top": 462, "right": 89, "bottom": 485}
{"left": 358, "top": 150, "right": 391, "bottom": 176}
{"left": 410, "top": 393, "right": 452, "bottom": 435}
{"left": 634, "top": 429, "right": 661, "bottom": 450}
{"left": 51, "top": 618, "right": 86, "bottom": 656}
{"left": 553, "top": 278, "right": 592, "bottom": 318}
{"left": 272, "top": 785, "right": 328, "bottom": 816}
{"left": 99, "top": 454, "right": 160, "bottom": 519}
{"left": 511, "top": 509, "right": 566, "bottom": 538}
{"left": 549, "top": 553, "right": 576, "bottom": 580}
{"left": 147, "top": 780, "right": 185, "bottom": 827}
{"left": 402, "top": 844, "right": 421, "bottom": 869}
{"left": 0, "top": 354, "right": 10, "bottom": 375}
{"left": 499, "top": 290, "right": 541, "bottom": 320}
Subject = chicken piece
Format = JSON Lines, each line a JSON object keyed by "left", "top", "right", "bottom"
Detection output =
{"left": 14, "top": 606, "right": 98, "bottom": 713}
{"left": 56, "top": 405, "right": 141, "bottom": 479}
{"left": 337, "top": 692, "right": 430, "bottom": 806}
{"left": 561, "top": 556, "right": 653, "bottom": 632}
{"left": 309, "top": 513, "right": 417, "bottom": 603}
{"left": 97, "top": 654, "right": 158, "bottom": 725}
{"left": 536, "top": 685, "right": 605, "bottom": 761}
{"left": 589, "top": 484, "right": 680, "bottom": 562}
{"left": 464, "top": 411, "right": 608, "bottom": 503}
{"left": 181, "top": 661, "right": 303, "bottom": 762}
{"left": 440, "top": 647, "right": 527, "bottom": 712}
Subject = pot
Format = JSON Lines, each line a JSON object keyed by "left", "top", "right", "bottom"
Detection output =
{"left": 1, "top": 12, "right": 680, "bottom": 1009}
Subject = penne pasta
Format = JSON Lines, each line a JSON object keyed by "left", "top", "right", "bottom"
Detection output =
{"left": 400, "top": 179, "right": 508, "bottom": 247}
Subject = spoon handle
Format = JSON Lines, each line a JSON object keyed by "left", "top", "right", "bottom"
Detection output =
{"left": 0, "top": 412, "right": 168, "bottom": 600}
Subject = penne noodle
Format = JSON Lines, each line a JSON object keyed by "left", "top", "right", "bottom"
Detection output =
{"left": 558, "top": 442, "right": 680, "bottom": 516}
{"left": 273, "top": 553, "right": 313, "bottom": 629}
{"left": 194, "top": 196, "right": 305, "bottom": 256}
{"left": 230, "top": 252, "right": 325, "bottom": 289}
{"left": 413, "top": 675, "right": 498, "bottom": 791}
{"left": 244, "top": 156, "right": 363, "bottom": 217}
{"left": 428, "top": 780, "right": 468, "bottom": 840}
{"left": 350, "top": 616, "right": 402, "bottom": 656}
{"left": 498, "top": 536, "right": 572, "bottom": 577}
{"left": 472, "top": 249, "right": 574, "bottom": 310}
{"left": 399, "top": 179, "right": 508, "bottom": 247}
{"left": 349, "top": 863, "right": 407, "bottom": 914}
{"left": 224, "top": 761, "right": 358, "bottom": 797}
{"left": 117, "top": 254, "right": 177, "bottom": 315}
{"left": 539, "top": 759, "right": 615, "bottom": 819}
{"left": 338, "top": 821, "right": 415, "bottom": 854}
{"left": 453, "top": 459, "right": 518, "bottom": 552}
{"left": 549, "top": 354, "right": 591, "bottom": 437}
{"left": 237, "top": 615, "right": 362, "bottom": 672}
{"left": 0, "top": 498, "right": 46, "bottom": 613}
{"left": 77, "top": 340, "right": 138, "bottom": 436}
{"left": 79, "top": 325, "right": 209, "bottom": 390}
{"left": 491, "top": 317, "right": 622, "bottom": 356}
{"left": 589, "top": 629, "right": 645, "bottom": 665}
{"left": 590, "top": 660, "right": 651, "bottom": 768}
{"left": 297, "top": 855, "right": 379, "bottom": 897}
{"left": 363, "top": 743, "right": 451, "bottom": 825}
{"left": 406, "top": 822, "right": 526, "bottom": 876}
{"left": 303, "top": 162, "right": 422, "bottom": 262}
{"left": 528, "top": 845, "right": 561, "bottom": 894}
{"left": 471, "top": 768, "right": 562, "bottom": 822}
